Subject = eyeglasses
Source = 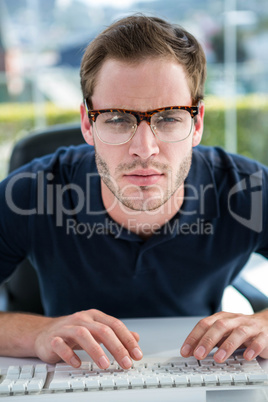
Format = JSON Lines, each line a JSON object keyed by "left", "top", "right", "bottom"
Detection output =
{"left": 84, "top": 100, "right": 199, "bottom": 145}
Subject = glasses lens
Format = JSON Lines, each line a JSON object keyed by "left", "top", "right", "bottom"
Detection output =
{"left": 151, "top": 109, "right": 193, "bottom": 142}
{"left": 95, "top": 112, "right": 136, "bottom": 144}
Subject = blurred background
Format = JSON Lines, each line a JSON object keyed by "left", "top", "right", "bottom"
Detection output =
{"left": 0, "top": 0, "right": 267, "bottom": 312}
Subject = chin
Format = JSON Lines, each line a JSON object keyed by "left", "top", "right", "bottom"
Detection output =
{"left": 119, "top": 192, "right": 169, "bottom": 212}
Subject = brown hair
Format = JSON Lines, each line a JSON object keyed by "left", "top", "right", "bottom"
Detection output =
{"left": 80, "top": 15, "right": 206, "bottom": 109}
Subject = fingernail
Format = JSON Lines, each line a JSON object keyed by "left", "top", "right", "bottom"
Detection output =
{"left": 215, "top": 349, "right": 227, "bottom": 361}
{"left": 245, "top": 349, "right": 255, "bottom": 360}
{"left": 132, "top": 347, "right": 143, "bottom": 360}
{"left": 98, "top": 355, "right": 110, "bottom": 369}
{"left": 122, "top": 356, "right": 132, "bottom": 369}
{"left": 70, "top": 356, "right": 81, "bottom": 368}
{"left": 195, "top": 346, "right": 206, "bottom": 359}
{"left": 181, "top": 344, "right": 191, "bottom": 356}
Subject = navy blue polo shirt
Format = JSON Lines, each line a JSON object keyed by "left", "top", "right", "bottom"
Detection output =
{"left": 0, "top": 145, "right": 267, "bottom": 318}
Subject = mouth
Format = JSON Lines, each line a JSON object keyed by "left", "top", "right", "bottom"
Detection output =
{"left": 124, "top": 169, "right": 164, "bottom": 186}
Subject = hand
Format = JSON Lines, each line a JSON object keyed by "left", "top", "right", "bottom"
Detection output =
{"left": 34, "top": 309, "right": 142, "bottom": 369}
{"left": 180, "top": 310, "right": 268, "bottom": 362}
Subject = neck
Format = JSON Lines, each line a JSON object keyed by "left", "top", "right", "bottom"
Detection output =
{"left": 101, "top": 181, "right": 184, "bottom": 240}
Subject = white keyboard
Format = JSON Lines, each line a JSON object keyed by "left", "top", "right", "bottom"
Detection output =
{"left": 0, "top": 353, "right": 268, "bottom": 396}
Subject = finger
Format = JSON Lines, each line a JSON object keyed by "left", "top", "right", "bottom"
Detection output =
{"left": 131, "top": 331, "right": 140, "bottom": 342}
{"left": 213, "top": 325, "right": 257, "bottom": 362}
{"left": 109, "top": 322, "right": 143, "bottom": 362}
{"left": 216, "top": 336, "right": 228, "bottom": 348}
{"left": 90, "top": 310, "right": 143, "bottom": 363}
{"left": 89, "top": 321, "right": 141, "bottom": 369}
{"left": 193, "top": 319, "right": 238, "bottom": 360}
{"left": 181, "top": 313, "right": 228, "bottom": 357}
{"left": 59, "top": 326, "right": 111, "bottom": 369}
{"left": 50, "top": 336, "right": 82, "bottom": 368}
{"left": 244, "top": 332, "right": 268, "bottom": 360}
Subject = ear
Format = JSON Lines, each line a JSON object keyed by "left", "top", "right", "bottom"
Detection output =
{"left": 80, "top": 103, "right": 94, "bottom": 146}
{"left": 192, "top": 102, "right": 205, "bottom": 148}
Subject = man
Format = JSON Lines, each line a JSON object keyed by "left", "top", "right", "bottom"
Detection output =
{"left": 0, "top": 15, "right": 268, "bottom": 371}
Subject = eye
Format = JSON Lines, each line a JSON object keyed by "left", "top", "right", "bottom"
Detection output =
{"left": 104, "top": 113, "right": 132, "bottom": 125}
{"left": 158, "top": 116, "right": 180, "bottom": 123}
{"left": 154, "top": 110, "right": 189, "bottom": 125}
{"left": 155, "top": 114, "right": 183, "bottom": 125}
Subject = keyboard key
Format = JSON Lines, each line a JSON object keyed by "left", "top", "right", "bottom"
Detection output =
{"left": 186, "top": 361, "right": 199, "bottom": 368}
{"left": 49, "top": 380, "right": 71, "bottom": 391}
{"left": 100, "top": 378, "right": 115, "bottom": 389}
{"left": 242, "top": 363, "right": 261, "bottom": 370}
{"left": 79, "top": 361, "right": 91, "bottom": 370}
{"left": 218, "top": 373, "right": 232, "bottom": 385}
{"left": 34, "top": 371, "right": 48, "bottom": 382}
{"left": 6, "top": 366, "right": 20, "bottom": 380}
{"left": 35, "top": 364, "right": 47, "bottom": 373}
{"left": 158, "top": 375, "right": 174, "bottom": 387}
{"left": 213, "top": 363, "right": 228, "bottom": 368}
{"left": 173, "top": 371, "right": 182, "bottom": 377}
{"left": 114, "top": 377, "right": 130, "bottom": 389}
{"left": 27, "top": 378, "right": 45, "bottom": 392}
{"left": 85, "top": 378, "right": 101, "bottom": 390}
{"left": 232, "top": 373, "right": 248, "bottom": 384}
{"left": 203, "top": 374, "right": 218, "bottom": 385}
{"left": 20, "top": 365, "right": 34, "bottom": 379}
{"left": 168, "top": 363, "right": 186, "bottom": 369}
{"left": 199, "top": 360, "right": 214, "bottom": 366}
{"left": 7, "top": 366, "right": 20, "bottom": 375}
{"left": 12, "top": 379, "right": 29, "bottom": 393}
{"left": 184, "top": 357, "right": 198, "bottom": 364}
{"left": 189, "top": 374, "right": 204, "bottom": 386}
{"left": 226, "top": 359, "right": 237, "bottom": 365}
{"left": 53, "top": 371, "right": 70, "bottom": 380}
{"left": 228, "top": 363, "right": 242, "bottom": 369}
{"left": 0, "top": 379, "right": 14, "bottom": 394}
{"left": 70, "top": 378, "right": 86, "bottom": 390}
{"left": 144, "top": 376, "right": 159, "bottom": 387}
{"left": 195, "top": 367, "right": 210, "bottom": 373}
{"left": 55, "top": 364, "right": 73, "bottom": 372}
{"left": 173, "top": 374, "right": 189, "bottom": 386}
{"left": 248, "top": 373, "right": 268, "bottom": 383}
{"left": 130, "top": 377, "right": 144, "bottom": 387}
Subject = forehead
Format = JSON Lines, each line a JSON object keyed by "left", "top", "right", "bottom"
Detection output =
{"left": 92, "top": 57, "right": 192, "bottom": 111}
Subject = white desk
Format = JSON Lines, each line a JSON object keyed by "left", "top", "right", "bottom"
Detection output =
{"left": 1, "top": 316, "right": 268, "bottom": 402}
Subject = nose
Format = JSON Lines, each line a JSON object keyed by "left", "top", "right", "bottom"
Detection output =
{"left": 128, "top": 121, "right": 160, "bottom": 159}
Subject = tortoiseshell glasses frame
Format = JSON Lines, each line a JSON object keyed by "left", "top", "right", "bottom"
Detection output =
{"left": 84, "top": 99, "right": 199, "bottom": 145}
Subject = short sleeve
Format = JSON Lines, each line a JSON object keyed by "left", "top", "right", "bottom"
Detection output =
{"left": 0, "top": 166, "right": 36, "bottom": 281}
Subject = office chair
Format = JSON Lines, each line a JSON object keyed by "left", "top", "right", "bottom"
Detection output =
{"left": 1, "top": 123, "right": 84, "bottom": 314}
{"left": 1, "top": 124, "right": 268, "bottom": 315}
{"left": 232, "top": 276, "right": 268, "bottom": 313}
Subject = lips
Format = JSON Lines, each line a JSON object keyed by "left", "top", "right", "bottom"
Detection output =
{"left": 124, "top": 169, "right": 164, "bottom": 186}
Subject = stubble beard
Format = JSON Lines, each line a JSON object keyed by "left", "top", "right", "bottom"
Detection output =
{"left": 95, "top": 150, "right": 192, "bottom": 212}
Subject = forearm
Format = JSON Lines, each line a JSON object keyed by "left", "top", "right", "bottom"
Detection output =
{"left": 0, "top": 309, "right": 143, "bottom": 370}
{"left": 0, "top": 311, "right": 53, "bottom": 357}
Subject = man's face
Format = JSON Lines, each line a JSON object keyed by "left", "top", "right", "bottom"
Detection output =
{"left": 81, "top": 58, "right": 204, "bottom": 213}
